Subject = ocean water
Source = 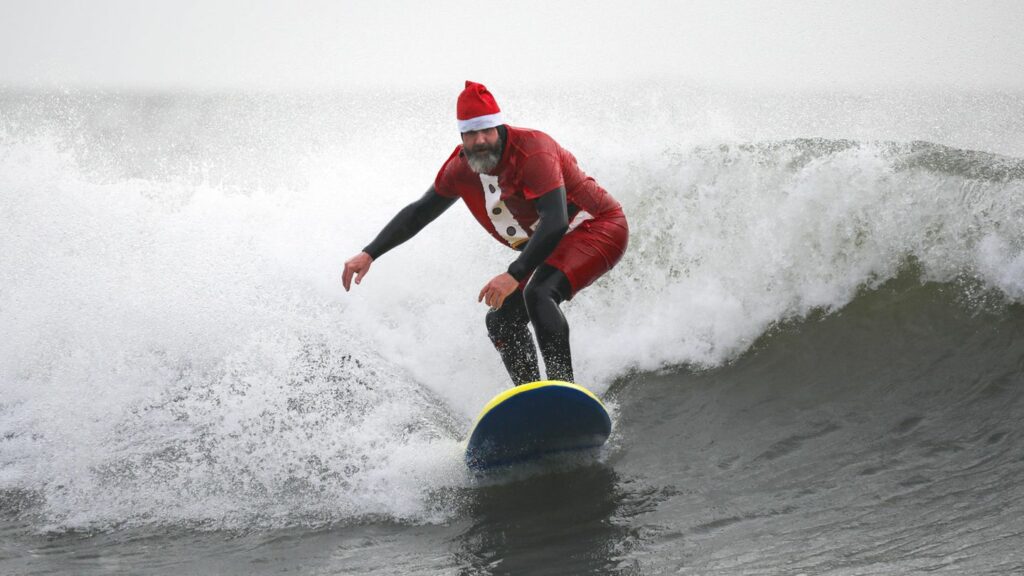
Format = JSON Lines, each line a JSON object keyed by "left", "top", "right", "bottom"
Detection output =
{"left": 2, "top": 85, "right": 1024, "bottom": 575}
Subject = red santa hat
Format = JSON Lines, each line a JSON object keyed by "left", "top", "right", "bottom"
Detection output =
{"left": 457, "top": 81, "right": 504, "bottom": 133}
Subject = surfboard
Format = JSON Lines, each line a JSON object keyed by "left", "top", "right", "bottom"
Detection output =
{"left": 465, "top": 380, "right": 612, "bottom": 470}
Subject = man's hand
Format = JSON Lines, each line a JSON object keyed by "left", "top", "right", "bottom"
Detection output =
{"left": 478, "top": 272, "right": 519, "bottom": 309}
{"left": 342, "top": 252, "right": 374, "bottom": 291}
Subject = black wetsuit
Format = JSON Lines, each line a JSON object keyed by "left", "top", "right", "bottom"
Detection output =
{"left": 363, "top": 129, "right": 574, "bottom": 385}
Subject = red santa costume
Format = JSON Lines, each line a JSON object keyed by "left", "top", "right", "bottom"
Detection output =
{"left": 359, "top": 81, "right": 628, "bottom": 385}
{"left": 433, "top": 81, "right": 629, "bottom": 296}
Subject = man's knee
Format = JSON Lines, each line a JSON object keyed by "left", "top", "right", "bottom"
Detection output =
{"left": 523, "top": 269, "right": 571, "bottom": 313}
{"left": 484, "top": 307, "right": 504, "bottom": 338}
{"left": 485, "top": 299, "right": 528, "bottom": 338}
{"left": 522, "top": 282, "right": 549, "bottom": 313}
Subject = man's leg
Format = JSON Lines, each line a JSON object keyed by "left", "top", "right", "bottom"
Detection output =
{"left": 523, "top": 211, "right": 630, "bottom": 383}
{"left": 523, "top": 264, "right": 575, "bottom": 383}
{"left": 485, "top": 290, "right": 541, "bottom": 386}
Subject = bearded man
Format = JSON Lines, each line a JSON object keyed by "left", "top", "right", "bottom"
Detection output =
{"left": 342, "top": 81, "right": 628, "bottom": 386}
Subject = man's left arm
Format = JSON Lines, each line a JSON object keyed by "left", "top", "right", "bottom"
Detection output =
{"left": 478, "top": 187, "right": 569, "bottom": 308}
{"left": 507, "top": 187, "right": 569, "bottom": 281}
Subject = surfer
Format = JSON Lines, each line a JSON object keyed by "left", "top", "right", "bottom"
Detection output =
{"left": 342, "top": 81, "right": 628, "bottom": 386}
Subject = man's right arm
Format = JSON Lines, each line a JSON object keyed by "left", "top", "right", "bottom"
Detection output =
{"left": 343, "top": 186, "right": 456, "bottom": 291}
{"left": 362, "top": 185, "right": 456, "bottom": 259}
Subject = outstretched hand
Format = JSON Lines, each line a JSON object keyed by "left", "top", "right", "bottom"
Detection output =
{"left": 342, "top": 252, "right": 374, "bottom": 291}
{"left": 478, "top": 272, "right": 519, "bottom": 309}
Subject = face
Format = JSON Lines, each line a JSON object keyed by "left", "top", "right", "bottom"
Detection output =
{"left": 461, "top": 127, "right": 502, "bottom": 174}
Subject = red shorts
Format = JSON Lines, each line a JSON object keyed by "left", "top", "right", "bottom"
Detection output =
{"left": 524, "top": 208, "right": 629, "bottom": 297}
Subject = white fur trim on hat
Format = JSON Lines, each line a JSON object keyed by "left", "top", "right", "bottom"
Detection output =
{"left": 458, "top": 112, "right": 504, "bottom": 133}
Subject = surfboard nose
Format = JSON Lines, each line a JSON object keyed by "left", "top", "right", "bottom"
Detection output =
{"left": 465, "top": 381, "right": 611, "bottom": 470}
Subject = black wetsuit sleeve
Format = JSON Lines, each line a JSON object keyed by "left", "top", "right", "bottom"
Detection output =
{"left": 362, "top": 186, "right": 457, "bottom": 259}
{"left": 506, "top": 187, "right": 569, "bottom": 282}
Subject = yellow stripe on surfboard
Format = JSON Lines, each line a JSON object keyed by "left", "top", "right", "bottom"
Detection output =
{"left": 470, "top": 380, "right": 607, "bottom": 429}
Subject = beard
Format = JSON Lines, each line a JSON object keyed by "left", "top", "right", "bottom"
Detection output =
{"left": 465, "top": 139, "right": 503, "bottom": 174}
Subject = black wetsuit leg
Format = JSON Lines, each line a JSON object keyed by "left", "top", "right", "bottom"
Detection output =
{"left": 523, "top": 264, "right": 574, "bottom": 383}
{"left": 485, "top": 291, "right": 541, "bottom": 386}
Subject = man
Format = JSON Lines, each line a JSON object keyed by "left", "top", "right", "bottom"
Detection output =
{"left": 342, "top": 81, "right": 628, "bottom": 386}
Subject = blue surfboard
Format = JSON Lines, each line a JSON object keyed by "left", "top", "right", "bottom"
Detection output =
{"left": 465, "top": 380, "right": 612, "bottom": 470}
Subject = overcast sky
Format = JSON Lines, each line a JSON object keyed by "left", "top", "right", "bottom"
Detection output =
{"left": 2, "top": 0, "right": 1023, "bottom": 91}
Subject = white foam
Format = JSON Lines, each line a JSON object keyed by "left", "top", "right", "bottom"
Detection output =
{"left": 0, "top": 133, "right": 472, "bottom": 529}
